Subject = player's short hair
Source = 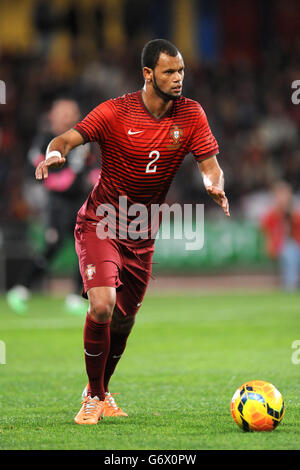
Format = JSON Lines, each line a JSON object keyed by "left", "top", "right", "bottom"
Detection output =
{"left": 141, "top": 39, "right": 179, "bottom": 70}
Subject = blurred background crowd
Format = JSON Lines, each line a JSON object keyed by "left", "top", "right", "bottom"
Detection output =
{"left": 1, "top": 0, "right": 300, "bottom": 299}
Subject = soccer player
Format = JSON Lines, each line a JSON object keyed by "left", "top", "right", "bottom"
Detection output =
{"left": 35, "top": 39, "right": 230, "bottom": 425}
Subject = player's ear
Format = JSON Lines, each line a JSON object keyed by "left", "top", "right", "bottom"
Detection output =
{"left": 143, "top": 67, "right": 153, "bottom": 83}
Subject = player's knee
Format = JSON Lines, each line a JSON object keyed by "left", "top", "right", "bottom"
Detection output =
{"left": 88, "top": 288, "right": 116, "bottom": 322}
{"left": 89, "top": 298, "right": 115, "bottom": 322}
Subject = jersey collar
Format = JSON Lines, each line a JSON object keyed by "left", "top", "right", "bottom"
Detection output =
{"left": 138, "top": 89, "right": 174, "bottom": 121}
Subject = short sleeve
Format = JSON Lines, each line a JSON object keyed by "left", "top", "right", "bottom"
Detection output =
{"left": 189, "top": 104, "right": 219, "bottom": 162}
{"left": 73, "top": 100, "right": 115, "bottom": 143}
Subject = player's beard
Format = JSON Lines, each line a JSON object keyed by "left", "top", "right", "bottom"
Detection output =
{"left": 152, "top": 72, "right": 181, "bottom": 101}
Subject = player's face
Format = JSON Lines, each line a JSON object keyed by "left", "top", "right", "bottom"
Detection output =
{"left": 151, "top": 52, "right": 185, "bottom": 101}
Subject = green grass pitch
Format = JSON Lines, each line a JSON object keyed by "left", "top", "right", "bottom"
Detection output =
{"left": 0, "top": 290, "right": 300, "bottom": 450}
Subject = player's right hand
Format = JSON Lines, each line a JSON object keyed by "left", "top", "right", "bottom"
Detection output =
{"left": 35, "top": 155, "right": 66, "bottom": 180}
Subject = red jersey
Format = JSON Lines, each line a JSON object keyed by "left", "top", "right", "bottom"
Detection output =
{"left": 73, "top": 90, "right": 219, "bottom": 247}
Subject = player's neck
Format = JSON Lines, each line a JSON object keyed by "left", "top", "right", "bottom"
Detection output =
{"left": 141, "top": 86, "right": 173, "bottom": 119}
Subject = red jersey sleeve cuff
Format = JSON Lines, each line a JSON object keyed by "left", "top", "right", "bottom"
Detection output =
{"left": 72, "top": 125, "right": 90, "bottom": 143}
{"left": 193, "top": 149, "right": 219, "bottom": 162}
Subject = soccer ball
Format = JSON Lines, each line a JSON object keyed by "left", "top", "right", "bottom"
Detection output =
{"left": 231, "top": 380, "right": 285, "bottom": 432}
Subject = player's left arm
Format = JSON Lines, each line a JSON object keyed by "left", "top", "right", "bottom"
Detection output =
{"left": 198, "top": 156, "right": 230, "bottom": 217}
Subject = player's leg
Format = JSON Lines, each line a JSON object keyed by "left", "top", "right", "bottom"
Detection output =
{"left": 75, "top": 285, "right": 116, "bottom": 425}
{"left": 85, "top": 285, "right": 116, "bottom": 395}
{"left": 100, "top": 245, "right": 155, "bottom": 415}
{"left": 103, "top": 306, "right": 135, "bottom": 392}
{"left": 74, "top": 228, "right": 123, "bottom": 424}
{"left": 82, "top": 305, "right": 134, "bottom": 416}
{"left": 104, "top": 307, "right": 135, "bottom": 417}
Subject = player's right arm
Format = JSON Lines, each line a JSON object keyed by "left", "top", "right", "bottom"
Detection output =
{"left": 35, "top": 128, "right": 84, "bottom": 180}
{"left": 36, "top": 100, "right": 115, "bottom": 180}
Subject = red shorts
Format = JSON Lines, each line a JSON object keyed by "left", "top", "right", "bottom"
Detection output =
{"left": 74, "top": 225, "right": 155, "bottom": 317}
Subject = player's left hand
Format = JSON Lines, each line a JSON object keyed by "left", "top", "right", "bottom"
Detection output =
{"left": 206, "top": 186, "right": 230, "bottom": 217}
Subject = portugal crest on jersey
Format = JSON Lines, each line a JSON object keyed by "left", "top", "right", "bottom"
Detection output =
{"left": 85, "top": 264, "right": 96, "bottom": 281}
{"left": 169, "top": 125, "right": 183, "bottom": 145}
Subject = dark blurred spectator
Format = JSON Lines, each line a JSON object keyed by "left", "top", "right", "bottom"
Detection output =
{"left": 261, "top": 181, "right": 300, "bottom": 291}
{"left": 6, "top": 99, "right": 96, "bottom": 314}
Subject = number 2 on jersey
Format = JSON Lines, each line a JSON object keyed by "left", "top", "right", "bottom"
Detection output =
{"left": 145, "top": 150, "right": 160, "bottom": 173}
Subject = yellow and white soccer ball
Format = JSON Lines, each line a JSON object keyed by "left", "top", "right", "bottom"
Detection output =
{"left": 231, "top": 380, "right": 285, "bottom": 432}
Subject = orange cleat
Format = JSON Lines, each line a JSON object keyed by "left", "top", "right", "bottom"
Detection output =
{"left": 74, "top": 395, "right": 105, "bottom": 425}
{"left": 82, "top": 385, "right": 128, "bottom": 417}
{"left": 104, "top": 392, "right": 128, "bottom": 417}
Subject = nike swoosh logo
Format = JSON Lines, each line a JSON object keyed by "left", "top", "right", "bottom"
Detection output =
{"left": 128, "top": 129, "right": 143, "bottom": 135}
{"left": 84, "top": 349, "right": 103, "bottom": 357}
{"left": 113, "top": 354, "right": 122, "bottom": 359}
